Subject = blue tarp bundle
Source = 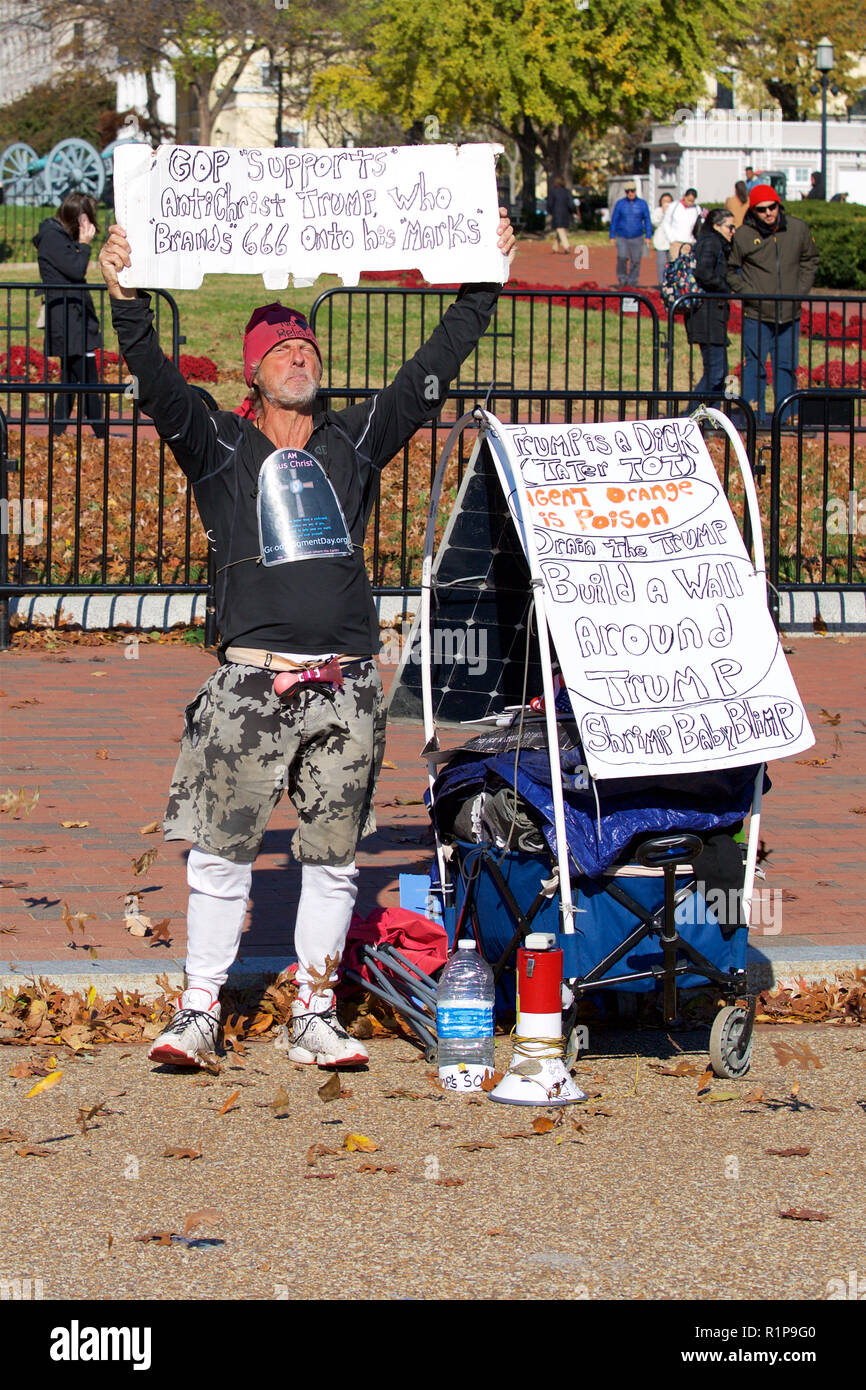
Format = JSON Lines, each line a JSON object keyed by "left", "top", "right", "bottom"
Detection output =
{"left": 431, "top": 744, "right": 766, "bottom": 880}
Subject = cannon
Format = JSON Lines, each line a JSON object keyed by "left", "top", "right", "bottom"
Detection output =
{"left": 0, "top": 136, "right": 106, "bottom": 205}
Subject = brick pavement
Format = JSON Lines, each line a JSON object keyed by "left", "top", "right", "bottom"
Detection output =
{"left": 0, "top": 635, "right": 863, "bottom": 970}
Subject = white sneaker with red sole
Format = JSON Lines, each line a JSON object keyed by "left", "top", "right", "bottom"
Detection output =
{"left": 276, "top": 990, "right": 369, "bottom": 1068}
{"left": 148, "top": 991, "right": 220, "bottom": 1069}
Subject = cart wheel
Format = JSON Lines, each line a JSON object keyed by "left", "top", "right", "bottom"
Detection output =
{"left": 709, "top": 1005, "right": 753, "bottom": 1079}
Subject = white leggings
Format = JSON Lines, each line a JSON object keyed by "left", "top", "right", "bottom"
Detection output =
{"left": 184, "top": 847, "right": 358, "bottom": 998}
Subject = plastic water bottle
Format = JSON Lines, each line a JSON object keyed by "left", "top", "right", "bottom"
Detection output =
{"left": 436, "top": 940, "right": 495, "bottom": 1091}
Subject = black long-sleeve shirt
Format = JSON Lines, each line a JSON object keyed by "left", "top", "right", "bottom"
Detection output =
{"left": 111, "top": 286, "right": 500, "bottom": 658}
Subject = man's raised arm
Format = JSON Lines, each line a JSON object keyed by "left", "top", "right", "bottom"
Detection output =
{"left": 98, "top": 225, "right": 217, "bottom": 483}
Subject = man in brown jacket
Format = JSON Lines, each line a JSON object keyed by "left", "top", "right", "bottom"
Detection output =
{"left": 727, "top": 184, "right": 820, "bottom": 424}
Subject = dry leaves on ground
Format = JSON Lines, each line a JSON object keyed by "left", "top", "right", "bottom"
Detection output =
{"left": 779, "top": 1208, "right": 829, "bottom": 1222}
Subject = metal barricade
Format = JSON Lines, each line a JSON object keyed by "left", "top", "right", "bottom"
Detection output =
{"left": 0, "top": 282, "right": 183, "bottom": 427}
{"left": 310, "top": 286, "right": 662, "bottom": 394}
{"left": 0, "top": 382, "right": 216, "bottom": 651}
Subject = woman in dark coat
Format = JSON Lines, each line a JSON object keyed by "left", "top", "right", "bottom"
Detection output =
{"left": 686, "top": 207, "right": 736, "bottom": 401}
{"left": 33, "top": 192, "right": 106, "bottom": 436}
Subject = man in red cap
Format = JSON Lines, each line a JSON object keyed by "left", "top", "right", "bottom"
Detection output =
{"left": 99, "top": 212, "right": 515, "bottom": 1071}
{"left": 727, "top": 184, "right": 819, "bottom": 426}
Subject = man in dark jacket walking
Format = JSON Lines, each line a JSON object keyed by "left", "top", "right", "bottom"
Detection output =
{"left": 98, "top": 213, "right": 515, "bottom": 1072}
{"left": 727, "top": 184, "right": 820, "bottom": 424}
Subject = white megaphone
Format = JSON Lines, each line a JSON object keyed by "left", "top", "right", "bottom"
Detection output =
{"left": 488, "top": 933, "right": 586, "bottom": 1106}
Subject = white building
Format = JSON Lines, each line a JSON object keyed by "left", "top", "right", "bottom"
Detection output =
{"left": 644, "top": 109, "right": 866, "bottom": 204}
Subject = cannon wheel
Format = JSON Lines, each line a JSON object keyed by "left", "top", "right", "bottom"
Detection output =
{"left": 42, "top": 138, "right": 105, "bottom": 205}
{"left": 0, "top": 142, "right": 40, "bottom": 204}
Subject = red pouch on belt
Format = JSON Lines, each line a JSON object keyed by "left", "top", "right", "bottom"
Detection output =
{"left": 273, "top": 659, "right": 344, "bottom": 697}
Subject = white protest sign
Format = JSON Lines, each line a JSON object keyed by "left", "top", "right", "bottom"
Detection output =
{"left": 113, "top": 142, "right": 507, "bottom": 290}
{"left": 487, "top": 416, "right": 815, "bottom": 779}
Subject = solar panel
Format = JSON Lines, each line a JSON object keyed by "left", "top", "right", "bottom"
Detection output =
{"left": 386, "top": 440, "right": 546, "bottom": 724}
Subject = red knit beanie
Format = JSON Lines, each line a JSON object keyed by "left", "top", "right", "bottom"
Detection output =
{"left": 241, "top": 302, "right": 322, "bottom": 387}
{"left": 748, "top": 184, "right": 780, "bottom": 209}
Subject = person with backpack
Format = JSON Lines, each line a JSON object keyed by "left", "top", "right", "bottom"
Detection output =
{"left": 685, "top": 209, "right": 736, "bottom": 402}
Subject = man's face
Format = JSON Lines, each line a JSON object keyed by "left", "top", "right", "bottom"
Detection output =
{"left": 255, "top": 337, "right": 322, "bottom": 410}
{"left": 626, "top": 188, "right": 636, "bottom": 199}
{"left": 752, "top": 199, "right": 780, "bottom": 228}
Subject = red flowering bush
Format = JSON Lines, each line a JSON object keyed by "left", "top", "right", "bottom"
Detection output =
{"left": 178, "top": 354, "right": 218, "bottom": 383}
{"left": 0, "top": 346, "right": 58, "bottom": 381}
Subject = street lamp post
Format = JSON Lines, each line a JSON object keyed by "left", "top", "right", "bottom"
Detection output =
{"left": 816, "top": 38, "right": 835, "bottom": 199}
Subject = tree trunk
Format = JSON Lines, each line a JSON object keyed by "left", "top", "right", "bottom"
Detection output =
{"left": 765, "top": 79, "right": 800, "bottom": 122}
{"left": 517, "top": 115, "right": 538, "bottom": 222}
{"left": 144, "top": 68, "right": 174, "bottom": 142}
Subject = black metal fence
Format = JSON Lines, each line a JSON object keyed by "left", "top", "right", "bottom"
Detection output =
{"left": 666, "top": 291, "right": 866, "bottom": 430}
{"left": 0, "top": 282, "right": 182, "bottom": 427}
{"left": 0, "top": 383, "right": 216, "bottom": 650}
{"left": 310, "top": 286, "right": 662, "bottom": 394}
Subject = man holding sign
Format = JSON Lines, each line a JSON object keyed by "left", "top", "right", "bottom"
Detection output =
{"left": 99, "top": 210, "right": 515, "bottom": 1071}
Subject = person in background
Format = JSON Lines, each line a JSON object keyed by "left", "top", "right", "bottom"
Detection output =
{"left": 725, "top": 180, "right": 749, "bottom": 228}
{"left": 727, "top": 184, "right": 820, "bottom": 426}
{"left": 686, "top": 208, "right": 736, "bottom": 403}
{"left": 33, "top": 192, "right": 106, "bottom": 438}
{"left": 829, "top": 191, "right": 849, "bottom": 203}
{"left": 744, "top": 166, "right": 763, "bottom": 193}
{"left": 805, "top": 171, "right": 826, "bottom": 200}
{"left": 661, "top": 188, "right": 703, "bottom": 259}
{"left": 651, "top": 192, "right": 674, "bottom": 286}
{"left": 609, "top": 181, "right": 652, "bottom": 287}
{"left": 547, "top": 177, "right": 574, "bottom": 253}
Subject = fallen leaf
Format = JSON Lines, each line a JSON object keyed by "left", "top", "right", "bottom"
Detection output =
{"left": 779, "top": 1208, "right": 829, "bottom": 1222}
{"left": 436, "top": 1177, "right": 464, "bottom": 1187}
{"left": 766, "top": 1146, "right": 811, "bottom": 1157}
{"left": 163, "top": 1147, "right": 202, "bottom": 1160}
{"left": 21, "top": 845, "right": 48, "bottom": 854}
{"left": 182, "top": 1208, "right": 223, "bottom": 1239}
{"left": 95, "top": 748, "right": 109, "bottom": 760}
{"left": 317, "top": 1072, "right": 343, "bottom": 1103}
{"left": 744, "top": 1088, "right": 765, "bottom": 1103}
{"left": 795, "top": 759, "right": 827, "bottom": 767}
{"left": 455, "top": 1141, "right": 497, "bottom": 1151}
{"left": 134, "top": 1231, "right": 176, "bottom": 1245}
{"left": 850, "top": 807, "right": 866, "bottom": 816}
{"left": 344, "top": 1132, "right": 377, "bottom": 1153}
{"left": 697, "top": 1068, "right": 713, "bottom": 1094}
{"left": 60, "top": 821, "right": 90, "bottom": 829}
{"left": 306, "top": 1143, "right": 339, "bottom": 1165}
{"left": 270, "top": 1086, "right": 290, "bottom": 1117}
{"left": 818, "top": 708, "right": 841, "bottom": 725}
{"left": 125, "top": 914, "right": 152, "bottom": 937}
{"left": 480, "top": 1070, "right": 504, "bottom": 1092}
{"left": 532, "top": 1116, "right": 559, "bottom": 1134}
{"left": 76, "top": 1102, "right": 105, "bottom": 1134}
{"left": 62, "top": 901, "right": 96, "bottom": 938}
{"left": 305, "top": 1172, "right": 337, "bottom": 1180}
{"left": 139, "top": 821, "right": 161, "bottom": 835}
{"left": 0, "top": 1128, "right": 27, "bottom": 1143}
{"left": 149, "top": 918, "right": 172, "bottom": 946}
{"left": 25, "top": 1071, "right": 63, "bottom": 1098}
{"left": 16, "top": 1146, "right": 53, "bottom": 1157}
{"left": 381, "top": 760, "right": 397, "bottom": 770}
{"left": 217, "top": 1090, "right": 240, "bottom": 1116}
{"left": 771, "top": 1040, "right": 824, "bottom": 1070}
{"left": 132, "top": 849, "right": 158, "bottom": 877}
{"left": 357, "top": 1162, "right": 383, "bottom": 1173}
{"left": 699, "top": 1090, "right": 739, "bottom": 1102}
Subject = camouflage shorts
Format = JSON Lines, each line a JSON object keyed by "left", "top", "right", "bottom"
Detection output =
{"left": 164, "top": 660, "right": 386, "bottom": 866}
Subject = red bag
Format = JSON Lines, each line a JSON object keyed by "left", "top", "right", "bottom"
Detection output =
{"left": 341, "top": 906, "right": 448, "bottom": 987}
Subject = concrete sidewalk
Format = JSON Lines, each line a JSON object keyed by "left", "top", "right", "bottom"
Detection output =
{"left": 1, "top": 636, "right": 863, "bottom": 992}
